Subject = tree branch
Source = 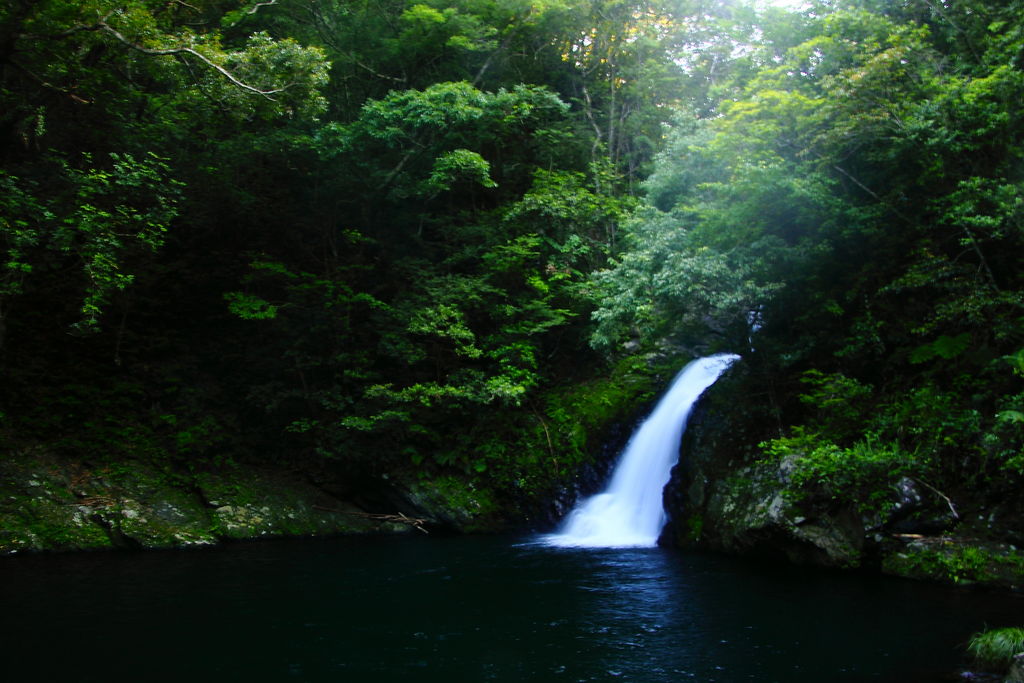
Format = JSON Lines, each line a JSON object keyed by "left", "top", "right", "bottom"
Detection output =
{"left": 9, "top": 58, "right": 91, "bottom": 103}
{"left": 351, "top": 56, "right": 406, "bottom": 83}
{"left": 223, "top": 1, "right": 280, "bottom": 29}
{"left": 917, "top": 478, "right": 960, "bottom": 521}
{"left": 95, "top": 19, "right": 285, "bottom": 100}
{"left": 245, "top": 1, "right": 279, "bottom": 16}
{"left": 169, "top": 0, "right": 201, "bottom": 12}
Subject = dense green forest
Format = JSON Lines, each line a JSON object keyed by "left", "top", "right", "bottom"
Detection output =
{"left": 1, "top": 0, "right": 1023, "bottom": 545}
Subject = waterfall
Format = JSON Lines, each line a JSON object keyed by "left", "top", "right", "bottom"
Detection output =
{"left": 544, "top": 353, "right": 739, "bottom": 548}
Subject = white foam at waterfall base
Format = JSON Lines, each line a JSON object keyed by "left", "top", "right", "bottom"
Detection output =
{"left": 543, "top": 354, "right": 739, "bottom": 548}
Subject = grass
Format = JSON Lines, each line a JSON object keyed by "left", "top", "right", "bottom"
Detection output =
{"left": 968, "top": 627, "right": 1024, "bottom": 670}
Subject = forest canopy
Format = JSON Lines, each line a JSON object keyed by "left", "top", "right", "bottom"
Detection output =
{"left": 1, "top": 0, "right": 1022, "bottom": 520}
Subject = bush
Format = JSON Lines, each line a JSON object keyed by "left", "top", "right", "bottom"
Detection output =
{"left": 760, "top": 429, "right": 914, "bottom": 514}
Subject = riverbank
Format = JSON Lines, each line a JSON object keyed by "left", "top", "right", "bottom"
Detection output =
{"left": 0, "top": 446, "right": 508, "bottom": 554}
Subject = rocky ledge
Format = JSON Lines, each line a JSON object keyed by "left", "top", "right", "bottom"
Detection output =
{"left": 0, "top": 446, "right": 500, "bottom": 555}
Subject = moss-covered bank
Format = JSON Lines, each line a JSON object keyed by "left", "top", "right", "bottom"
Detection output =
{"left": 0, "top": 447, "right": 425, "bottom": 554}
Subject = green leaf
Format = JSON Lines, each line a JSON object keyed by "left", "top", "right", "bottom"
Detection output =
{"left": 909, "top": 334, "right": 971, "bottom": 364}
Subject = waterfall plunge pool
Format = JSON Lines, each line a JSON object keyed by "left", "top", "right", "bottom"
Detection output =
{"left": 1, "top": 533, "right": 1019, "bottom": 682}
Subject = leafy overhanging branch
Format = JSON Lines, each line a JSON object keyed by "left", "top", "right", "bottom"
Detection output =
{"left": 16, "top": 12, "right": 288, "bottom": 100}
{"left": 94, "top": 18, "right": 286, "bottom": 100}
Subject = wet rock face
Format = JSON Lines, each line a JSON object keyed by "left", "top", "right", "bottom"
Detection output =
{"left": 661, "top": 361, "right": 869, "bottom": 569}
{"left": 668, "top": 457, "right": 865, "bottom": 568}
{"left": 659, "top": 360, "right": 844, "bottom": 560}
{"left": 660, "top": 361, "right": 1024, "bottom": 588}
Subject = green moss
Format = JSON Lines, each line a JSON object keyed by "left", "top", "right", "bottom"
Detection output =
{"left": 724, "top": 475, "right": 754, "bottom": 496}
{"left": 17, "top": 503, "right": 112, "bottom": 551}
{"left": 684, "top": 514, "right": 704, "bottom": 543}
{"left": 883, "top": 543, "right": 1024, "bottom": 585}
{"left": 433, "top": 475, "right": 499, "bottom": 528}
{"left": 195, "top": 468, "right": 261, "bottom": 507}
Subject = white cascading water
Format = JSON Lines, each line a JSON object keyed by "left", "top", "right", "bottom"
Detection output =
{"left": 544, "top": 353, "right": 739, "bottom": 548}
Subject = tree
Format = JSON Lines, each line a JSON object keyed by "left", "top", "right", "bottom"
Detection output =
{"left": 0, "top": 0, "right": 329, "bottom": 348}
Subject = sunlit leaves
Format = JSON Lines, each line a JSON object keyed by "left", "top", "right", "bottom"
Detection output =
{"left": 336, "top": 81, "right": 570, "bottom": 202}
{"left": 589, "top": 207, "right": 776, "bottom": 350}
{"left": 409, "top": 303, "right": 483, "bottom": 359}
{"left": 423, "top": 149, "right": 498, "bottom": 194}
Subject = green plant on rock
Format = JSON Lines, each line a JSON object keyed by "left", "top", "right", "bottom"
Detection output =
{"left": 968, "top": 627, "right": 1024, "bottom": 671}
{"left": 884, "top": 544, "right": 1014, "bottom": 585}
{"left": 760, "top": 429, "right": 914, "bottom": 515}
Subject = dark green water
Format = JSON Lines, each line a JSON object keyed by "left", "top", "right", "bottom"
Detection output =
{"left": 1, "top": 534, "right": 1019, "bottom": 682}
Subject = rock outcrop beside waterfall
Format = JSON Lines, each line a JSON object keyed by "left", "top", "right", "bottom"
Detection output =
{"left": 661, "top": 361, "right": 1024, "bottom": 589}
{"left": 660, "top": 361, "right": 864, "bottom": 568}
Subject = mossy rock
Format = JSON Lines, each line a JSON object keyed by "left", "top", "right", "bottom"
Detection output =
{"left": 396, "top": 474, "right": 503, "bottom": 533}
{"left": 881, "top": 537, "right": 1024, "bottom": 588}
{"left": 696, "top": 462, "right": 864, "bottom": 568}
{"left": 92, "top": 496, "right": 217, "bottom": 549}
{"left": 0, "top": 505, "right": 113, "bottom": 553}
{"left": 0, "top": 452, "right": 115, "bottom": 552}
{"left": 0, "top": 447, "right": 418, "bottom": 555}
{"left": 198, "top": 467, "right": 390, "bottom": 539}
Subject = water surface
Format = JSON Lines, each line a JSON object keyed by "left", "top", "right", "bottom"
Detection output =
{"left": 0, "top": 534, "right": 1018, "bottom": 682}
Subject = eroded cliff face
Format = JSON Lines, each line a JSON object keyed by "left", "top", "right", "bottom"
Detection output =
{"left": 661, "top": 361, "right": 1024, "bottom": 589}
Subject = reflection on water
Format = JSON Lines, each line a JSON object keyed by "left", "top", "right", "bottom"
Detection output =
{"left": 0, "top": 534, "right": 1019, "bottom": 682}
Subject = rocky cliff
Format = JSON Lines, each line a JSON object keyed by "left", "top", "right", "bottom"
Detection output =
{"left": 661, "top": 361, "right": 1024, "bottom": 590}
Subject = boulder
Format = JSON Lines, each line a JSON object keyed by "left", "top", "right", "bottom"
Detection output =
{"left": 1006, "top": 653, "right": 1024, "bottom": 683}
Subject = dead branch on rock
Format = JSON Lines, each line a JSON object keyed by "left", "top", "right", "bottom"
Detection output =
{"left": 313, "top": 505, "right": 429, "bottom": 534}
{"left": 66, "top": 495, "right": 115, "bottom": 508}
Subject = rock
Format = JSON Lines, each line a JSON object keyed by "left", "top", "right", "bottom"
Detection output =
{"left": 0, "top": 453, "right": 114, "bottom": 553}
{"left": 1006, "top": 653, "right": 1024, "bottom": 683}
{"left": 0, "top": 446, "right": 431, "bottom": 555}
{"left": 395, "top": 475, "right": 500, "bottom": 533}
{"left": 879, "top": 536, "right": 1024, "bottom": 588}
{"left": 692, "top": 462, "right": 864, "bottom": 568}
{"left": 196, "top": 468, "right": 394, "bottom": 539}
{"left": 661, "top": 361, "right": 863, "bottom": 568}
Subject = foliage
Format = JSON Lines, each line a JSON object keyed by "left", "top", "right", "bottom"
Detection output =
{"left": 969, "top": 627, "right": 1024, "bottom": 670}
{"left": 0, "top": 153, "right": 181, "bottom": 335}
{"left": 593, "top": 0, "right": 1024, "bottom": 529}
{"left": 882, "top": 544, "right": 1011, "bottom": 586}
{"left": 590, "top": 207, "right": 777, "bottom": 351}
{"left": 3, "top": 0, "right": 1024, "bottom": 541}
{"left": 760, "top": 430, "right": 914, "bottom": 514}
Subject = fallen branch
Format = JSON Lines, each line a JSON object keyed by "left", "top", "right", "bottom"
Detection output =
{"left": 313, "top": 505, "right": 429, "bottom": 534}
{"left": 66, "top": 495, "right": 115, "bottom": 508}
{"left": 917, "top": 479, "right": 961, "bottom": 520}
